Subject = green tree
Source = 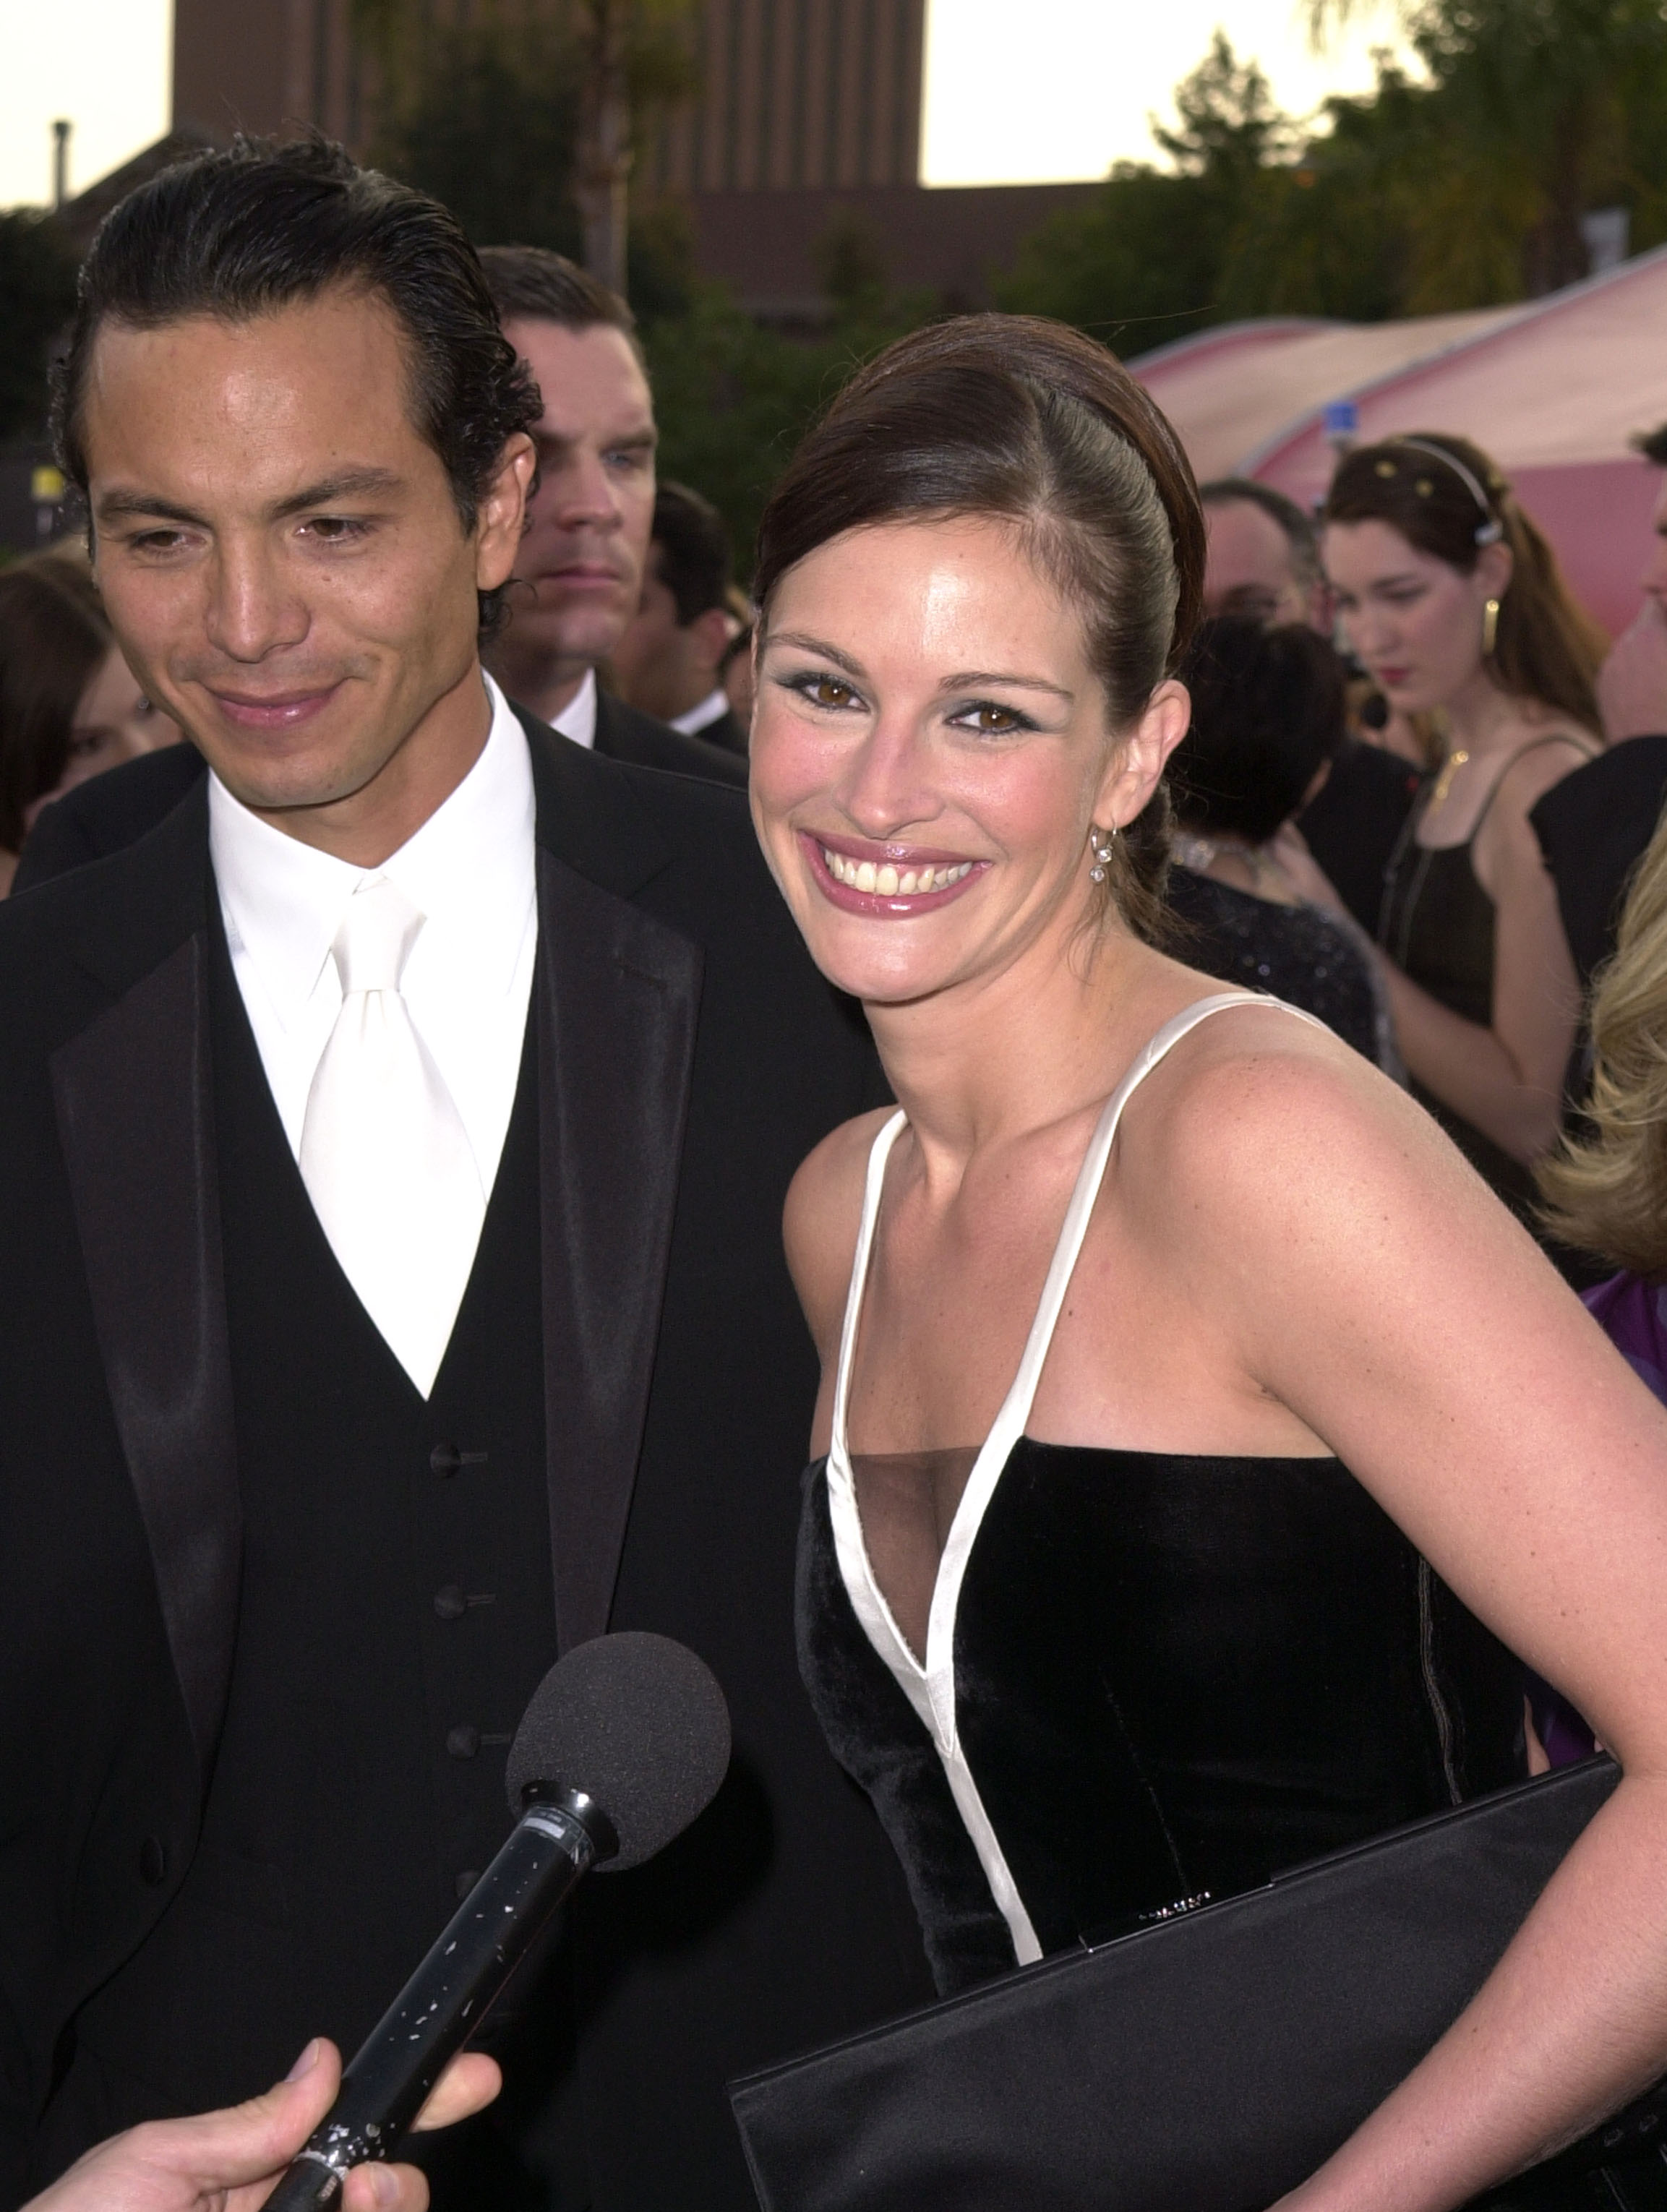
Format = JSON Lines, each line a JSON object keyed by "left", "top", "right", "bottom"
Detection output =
{"left": 351, "top": 0, "right": 697, "bottom": 294}
{"left": 996, "top": 35, "right": 1291, "bottom": 352}
{"left": 0, "top": 210, "right": 77, "bottom": 440}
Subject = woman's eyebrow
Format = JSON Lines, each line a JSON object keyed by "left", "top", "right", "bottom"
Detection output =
{"left": 938, "top": 669, "right": 1073, "bottom": 699}
{"left": 766, "top": 630, "right": 867, "bottom": 677}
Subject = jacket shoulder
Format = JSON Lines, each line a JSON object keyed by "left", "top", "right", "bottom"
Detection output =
{"left": 14, "top": 744, "right": 207, "bottom": 893}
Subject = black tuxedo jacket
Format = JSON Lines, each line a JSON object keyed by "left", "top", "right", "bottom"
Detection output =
{"left": 0, "top": 712, "right": 927, "bottom": 2207}
{"left": 11, "top": 690, "right": 741, "bottom": 895}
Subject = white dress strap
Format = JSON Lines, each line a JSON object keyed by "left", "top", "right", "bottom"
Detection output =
{"left": 824, "top": 990, "right": 1321, "bottom": 1965}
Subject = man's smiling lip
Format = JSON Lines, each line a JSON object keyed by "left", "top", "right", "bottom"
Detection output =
{"left": 207, "top": 684, "right": 343, "bottom": 730}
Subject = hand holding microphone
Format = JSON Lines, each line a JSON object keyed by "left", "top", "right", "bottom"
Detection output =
{"left": 262, "top": 1632, "right": 731, "bottom": 2211}
{"left": 21, "top": 2037, "right": 500, "bottom": 2212}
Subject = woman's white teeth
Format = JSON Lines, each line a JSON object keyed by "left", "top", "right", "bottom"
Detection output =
{"left": 821, "top": 848, "right": 973, "bottom": 893}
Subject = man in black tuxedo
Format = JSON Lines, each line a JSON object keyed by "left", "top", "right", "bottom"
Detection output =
{"left": 0, "top": 136, "right": 928, "bottom": 2212}
{"left": 612, "top": 483, "right": 750, "bottom": 757}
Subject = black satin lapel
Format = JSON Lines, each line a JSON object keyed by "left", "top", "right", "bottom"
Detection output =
{"left": 536, "top": 849, "right": 702, "bottom": 1648}
{"left": 51, "top": 931, "right": 240, "bottom": 1772}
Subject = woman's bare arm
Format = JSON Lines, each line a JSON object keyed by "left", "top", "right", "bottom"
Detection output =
{"left": 1378, "top": 750, "right": 1586, "bottom": 1162}
{"left": 1147, "top": 1030, "right": 1667, "bottom": 2211}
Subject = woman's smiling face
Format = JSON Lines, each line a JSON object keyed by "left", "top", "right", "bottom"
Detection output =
{"left": 749, "top": 513, "right": 1182, "bottom": 1008}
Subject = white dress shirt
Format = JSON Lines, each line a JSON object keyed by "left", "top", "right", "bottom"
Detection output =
{"left": 549, "top": 666, "right": 598, "bottom": 749}
{"left": 670, "top": 687, "right": 732, "bottom": 739}
{"left": 210, "top": 674, "right": 539, "bottom": 1211}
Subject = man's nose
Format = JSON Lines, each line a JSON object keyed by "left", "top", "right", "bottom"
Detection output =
{"left": 203, "top": 541, "right": 309, "bottom": 661}
{"left": 541, "top": 450, "right": 623, "bottom": 529}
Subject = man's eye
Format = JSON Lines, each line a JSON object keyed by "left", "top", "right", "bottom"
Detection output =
{"left": 302, "top": 517, "right": 370, "bottom": 544}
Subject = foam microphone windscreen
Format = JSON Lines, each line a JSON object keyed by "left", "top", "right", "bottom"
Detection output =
{"left": 505, "top": 1632, "right": 732, "bottom": 1870}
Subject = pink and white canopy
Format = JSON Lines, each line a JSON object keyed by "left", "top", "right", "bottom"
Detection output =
{"left": 1132, "top": 249, "right": 1667, "bottom": 636}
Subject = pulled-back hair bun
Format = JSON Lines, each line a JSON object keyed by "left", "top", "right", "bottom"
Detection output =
{"left": 753, "top": 315, "right": 1205, "bottom": 943}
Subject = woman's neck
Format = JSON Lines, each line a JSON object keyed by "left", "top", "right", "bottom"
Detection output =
{"left": 1437, "top": 666, "right": 1525, "bottom": 755}
{"left": 862, "top": 914, "right": 1167, "bottom": 1172}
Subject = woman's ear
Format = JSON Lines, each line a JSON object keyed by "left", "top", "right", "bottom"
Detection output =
{"left": 1477, "top": 538, "right": 1515, "bottom": 604}
{"left": 1094, "top": 679, "right": 1191, "bottom": 829}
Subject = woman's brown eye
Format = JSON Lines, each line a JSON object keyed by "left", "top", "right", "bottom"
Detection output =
{"left": 815, "top": 679, "right": 852, "bottom": 706}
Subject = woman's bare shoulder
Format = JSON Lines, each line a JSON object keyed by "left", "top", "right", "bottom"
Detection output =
{"left": 1120, "top": 1001, "right": 1466, "bottom": 1252}
{"left": 783, "top": 1107, "right": 896, "bottom": 1356}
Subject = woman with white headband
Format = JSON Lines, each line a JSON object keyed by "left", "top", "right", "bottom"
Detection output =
{"left": 1316, "top": 432, "right": 1606, "bottom": 1236}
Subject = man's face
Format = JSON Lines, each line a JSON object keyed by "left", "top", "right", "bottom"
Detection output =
{"left": 501, "top": 319, "right": 656, "bottom": 670}
{"left": 82, "top": 286, "right": 531, "bottom": 842}
{"left": 1202, "top": 497, "right": 1321, "bottom": 628}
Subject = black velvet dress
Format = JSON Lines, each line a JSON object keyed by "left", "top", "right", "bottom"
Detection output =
{"left": 797, "top": 995, "right": 1528, "bottom": 1999}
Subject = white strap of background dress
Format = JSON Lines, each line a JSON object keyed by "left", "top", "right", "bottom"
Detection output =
{"left": 826, "top": 990, "right": 1321, "bottom": 1965}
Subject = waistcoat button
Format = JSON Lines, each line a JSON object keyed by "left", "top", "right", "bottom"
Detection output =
{"left": 430, "top": 1443, "right": 461, "bottom": 1477}
{"left": 434, "top": 1585, "right": 466, "bottom": 1621}
{"left": 138, "top": 1836, "right": 168, "bottom": 1887}
{"left": 446, "top": 1725, "right": 480, "bottom": 1759}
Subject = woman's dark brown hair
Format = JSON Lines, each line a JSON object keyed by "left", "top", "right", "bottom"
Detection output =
{"left": 0, "top": 554, "right": 112, "bottom": 854}
{"left": 1323, "top": 432, "right": 1605, "bottom": 734}
{"left": 753, "top": 314, "right": 1206, "bottom": 942}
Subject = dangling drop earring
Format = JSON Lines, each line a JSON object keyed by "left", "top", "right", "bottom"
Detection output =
{"left": 1088, "top": 826, "right": 1116, "bottom": 884}
{"left": 1481, "top": 596, "right": 1501, "bottom": 657}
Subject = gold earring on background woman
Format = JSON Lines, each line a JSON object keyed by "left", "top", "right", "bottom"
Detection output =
{"left": 1481, "top": 596, "right": 1501, "bottom": 657}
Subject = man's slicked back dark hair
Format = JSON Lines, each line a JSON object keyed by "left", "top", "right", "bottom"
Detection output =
{"left": 53, "top": 134, "right": 541, "bottom": 628}
{"left": 476, "top": 244, "right": 643, "bottom": 364}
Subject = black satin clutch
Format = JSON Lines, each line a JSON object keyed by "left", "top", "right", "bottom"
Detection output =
{"left": 731, "top": 1757, "right": 1666, "bottom": 2211}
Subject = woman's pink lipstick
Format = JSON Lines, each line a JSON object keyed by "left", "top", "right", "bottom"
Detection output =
{"left": 800, "top": 831, "right": 988, "bottom": 917}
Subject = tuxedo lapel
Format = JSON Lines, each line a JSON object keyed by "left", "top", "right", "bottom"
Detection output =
{"left": 49, "top": 796, "right": 240, "bottom": 1776}
{"left": 533, "top": 850, "right": 701, "bottom": 1648}
{"left": 524, "top": 716, "right": 703, "bottom": 1647}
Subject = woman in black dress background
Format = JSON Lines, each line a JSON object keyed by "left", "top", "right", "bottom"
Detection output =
{"left": 1319, "top": 437, "right": 1603, "bottom": 1223}
{"left": 746, "top": 314, "right": 1667, "bottom": 2210}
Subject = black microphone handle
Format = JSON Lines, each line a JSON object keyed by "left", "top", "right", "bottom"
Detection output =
{"left": 262, "top": 1790, "right": 612, "bottom": 2212}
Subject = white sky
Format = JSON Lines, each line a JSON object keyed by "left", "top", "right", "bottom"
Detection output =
{"left": 0, "top": 0, "right": 1410, "bottom": 210}
{"left": 921, "top": 0, "right": 1413, "bottom": 184}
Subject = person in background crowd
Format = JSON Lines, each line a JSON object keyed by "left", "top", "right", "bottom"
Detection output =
{"left": 1532, "top": 422, "right": 1667, "bottom": 990}
{"left": 1319, "top": 432, "right": 1604, "bottom": 1230}
{"left": 0, "top": 552, "right": 177, "bottom": 895}
{"left": 753, "top": 312, "right": 1667, "bottom": 2211}
{"left": 719, "top": 584, "right": 756, "bottom": 732}
{"left": 22, "top": 2041, "right": 497, "bottom": 2212}
{"left": 475, "top": 247, "right": 743, "bottom": 784}
{"left": 610, "top": 481, "right": 747, "bottom": 754}
{"left": 1199, "top": 477, "right": 1327, "bottom": 627}
{"left": 1167, "top": 617, "right": 1392, "bottom": 1067}
{"left": 1199, "top": 475, "right": 1420, "bottom": 936}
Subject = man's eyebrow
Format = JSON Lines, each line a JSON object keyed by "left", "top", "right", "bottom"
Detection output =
{"left": 763, "top": 630, "right": 867, "bottom": 678}
{"left": 96, "top": 468, "right": 404, "bottom": 528}
{"left": 267, "top": 468, "right": 403, "bottom": 519}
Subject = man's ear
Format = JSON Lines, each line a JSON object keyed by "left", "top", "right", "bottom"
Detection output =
{"left": 476, "top": 434, "right": 537, "bottom": 592}
{"left": 689, "top": 604, "right": 735, "bottom": 682}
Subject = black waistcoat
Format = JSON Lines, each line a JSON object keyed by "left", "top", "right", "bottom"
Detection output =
{"left": 67, "top": 919, "right": 558, "bottom": 2122}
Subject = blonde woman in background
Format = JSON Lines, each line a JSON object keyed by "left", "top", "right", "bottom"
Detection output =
{"left": 1540, "top": 807, "right": 1667, "bottom": 1402}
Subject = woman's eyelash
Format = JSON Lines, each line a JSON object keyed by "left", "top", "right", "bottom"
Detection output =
{"left": 783, "top": 670, "right": 864, "bottom": 708}
{"left": 951, "top": 700, "right": 1040, "bottom": 734}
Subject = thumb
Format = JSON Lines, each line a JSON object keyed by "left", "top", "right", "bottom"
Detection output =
{"left": 147, "top": 2039, "right": 344, "bottom": 2192}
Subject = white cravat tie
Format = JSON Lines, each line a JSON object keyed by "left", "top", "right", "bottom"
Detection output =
{"left": 299, "top": 875, "right": 486, "bottom": 1396}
